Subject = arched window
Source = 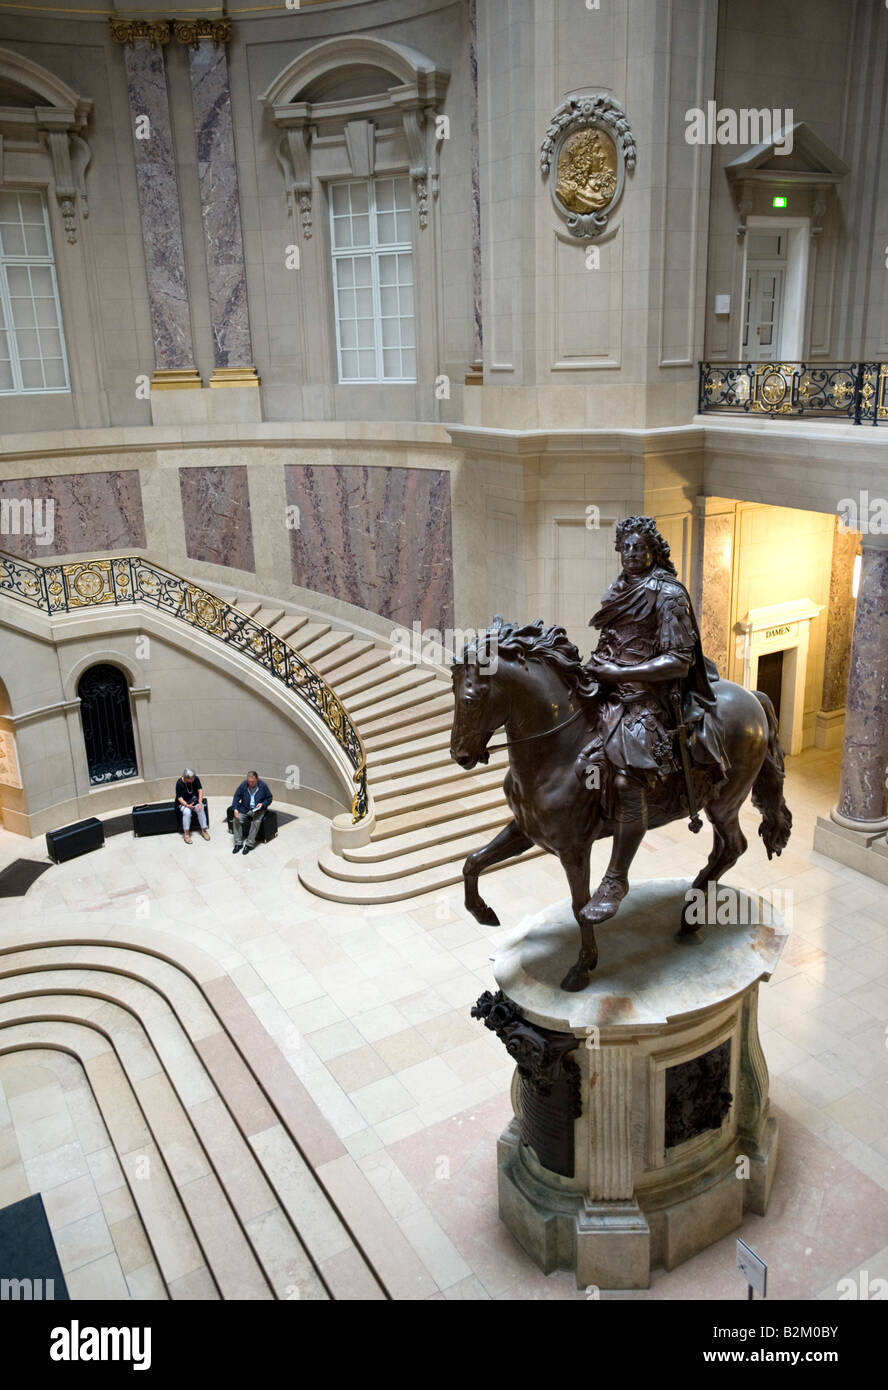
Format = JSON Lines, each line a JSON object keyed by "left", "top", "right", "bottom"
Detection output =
{"left": 77, "top": 664, "right": 137, "bottom": 785}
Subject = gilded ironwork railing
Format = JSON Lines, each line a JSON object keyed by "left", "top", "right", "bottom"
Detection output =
{"left": 698, "top": 362, "right": 888, "bottom": 424}
{"left": 0, "top": 551, "right": 369, "bottom": 821}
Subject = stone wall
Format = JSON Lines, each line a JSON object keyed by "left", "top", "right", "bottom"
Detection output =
{"left": 0, "top": 597, "right": 350, "bottom": 836}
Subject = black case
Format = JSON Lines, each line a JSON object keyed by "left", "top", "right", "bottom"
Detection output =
{"left": 46, "top": 817, "right": 105, "bottom": 864}
{"left": 132, "top": 802, "right": 181, "bottom": 836}
{"left": 226, "top": 806, "right": 278, "bottom": 843}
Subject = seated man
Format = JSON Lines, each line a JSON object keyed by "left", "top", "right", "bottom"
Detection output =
{"left": 231, "top": 770, "right": 273, "bottom": 856}
{"left": 176, "top": 768, "right": 209, "bottom": 845}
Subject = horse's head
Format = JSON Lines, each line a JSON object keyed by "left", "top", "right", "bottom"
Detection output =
{"left": 450, "top": 616, "right": 592, "bottom": 769}
{"left": 449, "top": 622, "right": 511, "bottom": 770}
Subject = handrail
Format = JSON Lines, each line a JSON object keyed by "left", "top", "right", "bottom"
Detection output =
{"left": 698, "top": 361, "right": 888, "bottom": 424}
{"left": 0, "top": 550, "right": 368, "bottom": 821}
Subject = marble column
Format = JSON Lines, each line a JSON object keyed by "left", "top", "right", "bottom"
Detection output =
{"left": 816, "top": 520, "right": 859, "bottom": 749}
{"left": 832, "top": 534, "right": 888, "bottom": 832}
{"left": 111, "top": 20, "right": 200, "bottom": 389}
{"left": 695, "top": 497, "right": 736, "bottom": 680}
{"left": 174, "top": 20, "right": 258, "bottom": 391}
{"left": 466, "top": 0, "right": 483, "bottom": 384}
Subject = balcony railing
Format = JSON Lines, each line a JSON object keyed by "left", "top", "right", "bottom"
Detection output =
{"left": 698, "top": 362, "right": 888, "bottom": 424}
{"left": 0, "top": 551, "right": 368, "bottom": 821}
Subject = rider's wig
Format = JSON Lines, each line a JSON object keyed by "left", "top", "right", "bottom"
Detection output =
{"left": 614, "top": 515, "right": 677, "bottom": 576}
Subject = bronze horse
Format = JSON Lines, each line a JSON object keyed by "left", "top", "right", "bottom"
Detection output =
{"left": 450, "top": 618, "right": 792, "bottom": 991}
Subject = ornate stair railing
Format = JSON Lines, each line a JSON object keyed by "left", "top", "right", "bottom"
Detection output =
{"left": 0, "top": 551, "right": 368, "bottom": 821}
{"left": 698, "top": 361, "right": 888, "bottom": 423}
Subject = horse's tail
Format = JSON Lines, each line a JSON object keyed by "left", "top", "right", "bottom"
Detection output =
{"left": 751, "top": 691, "right": 792, "bottom": 859}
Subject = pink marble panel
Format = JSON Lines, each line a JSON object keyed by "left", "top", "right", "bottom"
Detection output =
{"left": 0, "top": 470, "right": 145, "bottom": 559}
{"left": 284, "top": 464, "right": 454, "bottom": 631}
{"left": 179, "top": 465, "right": 255, "bottom": 572}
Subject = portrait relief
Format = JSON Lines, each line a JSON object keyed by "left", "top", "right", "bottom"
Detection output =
{"left": 555, "top": 127, "right": 618, "bottom": 214}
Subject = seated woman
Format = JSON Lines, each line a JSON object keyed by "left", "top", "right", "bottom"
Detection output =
{"left": 176, "top": 768, "right": 210, "bottom": 845}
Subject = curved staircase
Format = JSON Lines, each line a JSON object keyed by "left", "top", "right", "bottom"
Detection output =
{"left": 228, "top": 596, "right": 541, "bottom": 905}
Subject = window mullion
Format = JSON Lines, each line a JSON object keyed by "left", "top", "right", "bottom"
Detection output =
{"left": 0, "top": 264, "right": 23, "bottom": 394}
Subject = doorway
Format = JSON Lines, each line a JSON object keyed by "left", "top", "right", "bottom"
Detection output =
{"left": 755, "top": 649, "right": 783, "bottom": 720}
{"left": 740, "top": 219, "right": 810, "bottom": 361}
{"left": 77, "top": 664, "right": 138, "bottom": 785}
{"left": 744, "top": 265, "right": 784, "bottom": 359}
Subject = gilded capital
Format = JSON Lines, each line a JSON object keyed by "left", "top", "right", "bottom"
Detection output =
{"left": 109, "top": 19, "right": 171, "bottom": 48}
{"left": 172, "top": 19, "right": 233, "bottom": 48}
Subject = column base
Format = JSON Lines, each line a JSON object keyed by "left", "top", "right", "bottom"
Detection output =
{"left": 496, "top": 1120, "right": 651, "bottom": 1289}
{"left": 829, "top": 805, "right": 888, "bottom": 835}
{"left": 151, "top": 368, "right": 202, "bottom": 390}
{"left": 209, "top": 366, "right": 260, "bottom": 388}
{"left": 813, "top": 815, "right": 888, "bottom": 886}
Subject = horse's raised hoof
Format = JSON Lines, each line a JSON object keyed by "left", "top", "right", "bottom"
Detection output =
{"left": 471, "top": 904, "right": 500, "bottom": 927}
{"left": 581, "top": 873, "right": 629, "bottom": 927}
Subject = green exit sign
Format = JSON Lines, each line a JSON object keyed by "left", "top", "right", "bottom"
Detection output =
{"left": 772, "top": 195, "right": 788, "bottom": 208}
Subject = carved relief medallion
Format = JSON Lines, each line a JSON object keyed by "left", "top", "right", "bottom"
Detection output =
{"left": 541, "top": 94, "right": 636, "bottom": 239}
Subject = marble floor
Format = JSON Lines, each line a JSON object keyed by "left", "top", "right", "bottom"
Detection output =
{"left": 1, "top": 745, "right": 887, "bottom": 1300}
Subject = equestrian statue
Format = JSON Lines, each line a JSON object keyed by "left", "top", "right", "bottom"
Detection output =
{"left": 449, "top": 515, "right": 792, "bottom": 992}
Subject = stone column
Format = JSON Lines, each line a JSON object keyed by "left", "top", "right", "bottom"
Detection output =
{"left": 110, "top": 20, "right": 200, "bottom": 391}
{"left": 695, "top": 497, "right": 736, "bottom": 680}
{"left": 174, "top": 20, "right": 258, "bottom": 395}
{"left": 832, "top": 534, "right": 888, "bottom": 832}
{"left": 466, "top": 0, "right": 483, "bottom": 384}
{"left": 816, "top": 520, "right": 859, "bottom": 750}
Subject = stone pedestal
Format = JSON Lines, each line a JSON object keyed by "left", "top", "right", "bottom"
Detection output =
{"left": 473, "top": 878, "right": 787, "bottom": 1290}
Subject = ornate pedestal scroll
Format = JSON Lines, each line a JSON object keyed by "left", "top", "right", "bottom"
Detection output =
{"left": 473, "top": 878, "right": 786, "bottom": 1290}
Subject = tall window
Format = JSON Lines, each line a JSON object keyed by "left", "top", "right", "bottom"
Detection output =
{"left": 330, "top": 177, "right": 415, "bottom": 384}
{"left": 0, "top": 189, "right": 69, "bottom": 395}
{"left": 78, "top": 664, "right": 138, "bottom": 786}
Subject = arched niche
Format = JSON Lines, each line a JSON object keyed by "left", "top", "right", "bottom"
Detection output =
{"left": 0, "top": 45, "right": 92, "bottom": 245}
{"left": 259, "top": 35, "right": 449, "bottom": 238}
{"left": 0, "top": 672, "right": 25, "bottom": 829}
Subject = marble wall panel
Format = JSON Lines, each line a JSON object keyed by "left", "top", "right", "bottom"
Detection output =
{"left": 822, "top": 522, "right": 859, "bottom": 712}
{"left": 699, "top": 511, "right": 734, "bottom": 679}
{"left": 122, "top": 39, "right": 195, "bottom": 370}
{"left": 284, "top": 464, "right": 454, "bottom": 632}
{"left": 179, "top": 465, "right": 255, "bottom": 572}
{"left": 0, "top": 471, "right": 146, "bottom": 559}
{"left": 186, "top": 40, "right": 253, "bottom": 368}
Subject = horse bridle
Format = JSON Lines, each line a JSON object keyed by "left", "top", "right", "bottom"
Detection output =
{"left": 484, "top": 705, "right": 585, "bottom": 754}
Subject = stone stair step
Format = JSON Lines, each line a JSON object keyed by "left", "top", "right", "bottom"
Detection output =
{"left": 352, "top": 676, "right": 447, "bottom": 725}
{"left": 363, "top": 710, "right": 453, "bottom": 752}
{"left": 321, "top": 818, "right": 515, "bottom": 881}
{"left": 315, "top": 639, "right": 376, "bottom": 676}
{"left": 372, "top": 745, "right": 508, "bottom": 787}
{"left": 271, "top": 614, "right": 311, "bottom": 640}
{"left": 365, "top": 729, "right": 452, "bottom": 771}
{"left": 290, "top": 621, "right": 332, "bottom": 653}
{"left": 374, "top": 765, "right": 504, "bottom": 815}
{"left": 252, "top": 607, "right": 286, "bottom": 631}
{"left": 369, "top": 785, "right": 507, "bottom": 842}
{"left": 300, "top": 629, "right": 351, "bottom": 664}
{"left": 361, "top": 693, "right": 453, "bottom": 739}
{"left": 345, "top": 667, "right": 439, "bottom": 716}
{"left": 296, "top": 842, "right": 544, "bottom": 904}
{"left": 347, "top": 802, "right": 512, "bottom": 863}
{"left": 333, "top": 650, "right": 394, "bottom": 692}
